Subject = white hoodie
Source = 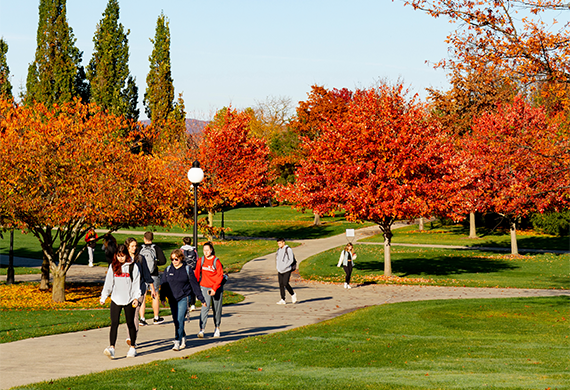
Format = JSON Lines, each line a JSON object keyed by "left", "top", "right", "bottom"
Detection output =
{"left": 100, "top": 261, "right": 141, "bottom": 306}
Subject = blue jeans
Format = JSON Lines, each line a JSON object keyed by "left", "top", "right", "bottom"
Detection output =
{"left": 169, "top": 296, "right": 188, "bottom": 342}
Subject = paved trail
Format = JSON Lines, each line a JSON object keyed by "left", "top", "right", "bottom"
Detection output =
{"left": 1, "top": 226, "right": 568, "bottom": 389}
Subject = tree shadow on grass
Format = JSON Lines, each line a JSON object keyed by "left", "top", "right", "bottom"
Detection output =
{"left": 357, "top": 254, "right": 518, "bottom": 276}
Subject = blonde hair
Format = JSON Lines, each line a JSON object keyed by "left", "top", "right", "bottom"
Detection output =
{"left": 345, "top": 243, "right": 353, "bottom": 252}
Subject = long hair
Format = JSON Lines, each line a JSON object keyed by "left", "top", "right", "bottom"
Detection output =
{"left": 112, "top": 244, "right": 130, "bottom": 275}
{"left": 345, "top": 243, "right": 353, "bottom": 252}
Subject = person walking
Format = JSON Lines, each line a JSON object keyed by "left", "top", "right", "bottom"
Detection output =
{"left": 160, "top": 249, "right": 205, "bottom": 351}
{"left": 275, "top": 238, "right": 297, "bottom": 305}
{"left": 180, "top": 236, "right": 198, "bottom": 313}
{"left": 195, "top": 241, "right": 225, "bottom": 338}
{"left": 125, "top": 237, "right": 155, "bottom": 347}
{"left": 100, "top": 244, "right": 141, "bottom": 359}
{"left": 337, "top": 243, "right": 357, "bottom": 289}
{"left": 85, "top": 228, "right": 98, "bottom": 267}
{"left": 139, "top": 232, "right": 167, "bottom": 325}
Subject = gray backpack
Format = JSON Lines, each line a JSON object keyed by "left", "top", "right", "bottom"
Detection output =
{"left": 139, "top": 244, "right": 157, "bottom": 274}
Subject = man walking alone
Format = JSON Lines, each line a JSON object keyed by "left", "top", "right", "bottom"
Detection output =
{"left": 275, "top": 238, "right": 297, "bottom": 305}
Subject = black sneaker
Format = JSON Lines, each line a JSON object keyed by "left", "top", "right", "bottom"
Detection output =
{"left": 139, "top": 318, "right": 148, "bottom": 326}
{"left": 153, "top": 317, "right": 164, "bottom": 325}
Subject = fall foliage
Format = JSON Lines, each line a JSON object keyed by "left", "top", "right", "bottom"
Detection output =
{"left": 0, "top": 99, "right": 185, "bottom": 301}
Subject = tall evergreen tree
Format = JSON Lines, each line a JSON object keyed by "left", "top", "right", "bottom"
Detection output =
{"left": 87, "top": 0, "right": 138, "bottom": 121}
{"left": 144, "top": 12, "right": 185, "bottom": 125}
{"left": 25, "top": 0, "right": 88, "bottom": 105}
{"left": 0, "top": 38, "right": 13, "bottom": 101}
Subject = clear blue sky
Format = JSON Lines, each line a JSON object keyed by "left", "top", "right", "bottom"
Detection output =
{"left": 0, "top": 0, "right": 453, "bottom": 120}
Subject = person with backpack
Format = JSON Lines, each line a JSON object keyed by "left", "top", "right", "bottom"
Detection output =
{"left": 139, "top": 232, "right": 167, "bottom": 325}
{"left": 180, "top": 237, "right": 198, "bottom": 313}
{"left": 125, "top": 237, "right": 155, "bottom": 345}
{"left": 160, "top": 249, "right": 205, "bottom": 351}
{"left": 195, "top": 241, "right": 225, "bottom": 338}
{"left": 275, "top": 238, "right": 297, "bottom": 305}
{"left": 100, "top": 244, "right": 141, "bottom": 359}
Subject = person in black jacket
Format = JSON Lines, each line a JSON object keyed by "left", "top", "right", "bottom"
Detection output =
{"left": 139, "top": 232, "right": 167, "bottom": 325}
{"left": 160, "top": 249, "right": 206, "bottom": 351}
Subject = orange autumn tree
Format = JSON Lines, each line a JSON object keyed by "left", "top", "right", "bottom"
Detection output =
{"left": 0, "top": 99, "right": 181, "bottom": 302}
{"left": 460, "top": 96, "right": 569, "bottom": 255}
{"left": 196, "top": 107, "right": 272, "bottom": 231}
{"left": 405, "top": 0, "right": 570, "bottom": 114}
{"left": 282, "top": 84, "right": 457, "bottom": 276}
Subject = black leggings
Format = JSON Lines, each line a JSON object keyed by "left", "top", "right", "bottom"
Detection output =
{"left": 343, "top": 262, "right": 353, "bottom": 284}
{"left": 109, "top": 301, "right": 137, "bottom": 347}
{"left": 278, "top": 271, "right": 295, "bottom": 300}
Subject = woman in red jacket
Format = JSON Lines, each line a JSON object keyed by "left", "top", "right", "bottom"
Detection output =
{"left": 195, "top": 241, "right": 224, "bottom": 338}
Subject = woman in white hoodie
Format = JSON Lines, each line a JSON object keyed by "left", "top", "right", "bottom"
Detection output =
{"left": 100, "top": 244, "right": 141, "bottom": 359}
{"left": 337, "top": 243, "right": 357, "bottom": 289}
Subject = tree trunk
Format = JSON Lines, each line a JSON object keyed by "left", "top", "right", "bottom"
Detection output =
{"left": 313, "top": 212, "right": 321, "bottom": 226}
{"left": 469, "top": 212, "right": 478, "bottom": 239}
{"left": 418, "top": 217, "right": 424, "bottom": 231}
{"left": 208, "top": 211, "right": 214, "bottom": 227}
{"left": 383, "top": 229, "right": 393, "bottom": 277}
{"left": 510, "top": 219, "right": 519, "bottom": 255}
{"left": 39, "top": 253, "right": 50, "bottom": 290}
{"left": 51, "top": 269, "right": 66, "bottom": 302}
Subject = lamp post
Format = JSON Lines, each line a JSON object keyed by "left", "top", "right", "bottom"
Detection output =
{"left": 187, "top": 160, "right": 204, "bottom": 249}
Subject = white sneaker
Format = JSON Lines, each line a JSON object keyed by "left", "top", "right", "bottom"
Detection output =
{"left": 197, "top": 330, "right": 204, "bottom": 338}
{"left": 291, "top": 293, "right": 297, "bottom": 304}
{"left": 344, "top": 283, "right": 348, "bottom": 289}
{"left": 276, "top": 299, "right": 286, "bottom": 305}
{"left": 213, "top": 328, "right": 220, "bottom": 338}
{"left": 88, "top": 262, "right": 94, "bottom": 268}
{"left": 103, "top": 346, "right": 115, "bottom": 359}
{"left": 346, "top": 284, "right": 352, "bottom": 289}
{"left": 172, "top": 340, "right": 180, "bottom": 351}
{"left": 180, "top": 337, "right": 186, "bottom": 349}
{"left": 127, "top": 346, "right": 136, "bottom": 358}
{"left": 190, "top": 305, "right": 196, "bottom": 311}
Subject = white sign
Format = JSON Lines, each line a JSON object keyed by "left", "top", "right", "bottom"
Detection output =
{"left": 346, "top": 229, "right": 355, "bottom": 238}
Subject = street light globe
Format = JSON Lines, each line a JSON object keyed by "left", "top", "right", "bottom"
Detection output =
{"left": 187, "top": 161, "right": 204, "bottom": 184}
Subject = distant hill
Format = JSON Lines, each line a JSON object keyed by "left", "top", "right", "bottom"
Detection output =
{"left": 140, "top": 119, "right": 209, "bottom": 134}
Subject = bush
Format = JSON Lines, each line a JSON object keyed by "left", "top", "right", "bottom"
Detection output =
{"left": 531, "top": 210, "right": 570, "bottom": 236}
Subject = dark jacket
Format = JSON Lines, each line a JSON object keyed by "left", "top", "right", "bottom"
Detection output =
{"left": 160, "top": 264, "right": 205, "bottom": 303}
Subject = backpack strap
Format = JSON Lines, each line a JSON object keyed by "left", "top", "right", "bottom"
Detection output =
{"left": 129, "top": 262, "right": 135, "bottom": 281}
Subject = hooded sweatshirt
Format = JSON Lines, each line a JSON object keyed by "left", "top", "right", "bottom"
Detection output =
{"left": 276, "top": 245, "right": 295, "bottom": 273}
{"left": 100, "top": 261, "right": 141, "bottom": 306}
{"left": 194, "top": 256, "right": 224, "bottom": 293}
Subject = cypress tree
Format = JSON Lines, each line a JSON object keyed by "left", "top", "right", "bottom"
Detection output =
{"left": 25, "top": 0, "right": 88, "bottom": 105}
{"left": 0, "top": 38, "right": 13, "bottom": 101}
{"left": 87, "top": 0, "right": 138, "bottom": 120}
{"left": 144, "top": 12, "right": 185, "bottom": 125}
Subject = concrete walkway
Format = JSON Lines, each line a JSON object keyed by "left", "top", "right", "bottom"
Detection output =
{"left": 1, "top": 226, "right": 568, "bottom": 389}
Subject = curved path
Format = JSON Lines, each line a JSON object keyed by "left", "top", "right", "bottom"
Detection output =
{"left": 1, "top": 226, "right": 568, "bottom": 389}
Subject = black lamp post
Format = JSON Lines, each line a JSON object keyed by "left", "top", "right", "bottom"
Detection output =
{"left": 187, "top": 160, "right": 204, "bottom": 249}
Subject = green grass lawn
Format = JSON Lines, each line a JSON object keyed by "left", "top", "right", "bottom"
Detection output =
{"left": 0, "top": 266, "right": 41, "bottom": 275}
{"left": 362, "top": 223, "right": 570, "bottom": 251}
{"left": 0, "top": 291, "right": 244, "bottom": 343}
{"left": 14, "top": 297, "right": 569, "bottom": 390}
{"left": 301, "top": 245, "right": 569, "bottom": 289}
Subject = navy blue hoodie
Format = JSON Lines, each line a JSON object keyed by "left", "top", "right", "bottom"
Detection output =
{"left": 160, "top": 264, "right": 205, "bottom": 303}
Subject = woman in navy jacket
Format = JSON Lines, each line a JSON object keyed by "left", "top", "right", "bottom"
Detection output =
{"left": 160, "top": 249, "right": 205, "bottom": 351}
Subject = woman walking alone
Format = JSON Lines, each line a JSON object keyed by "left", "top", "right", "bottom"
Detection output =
{"left": 195, "top": 242, "right": 225, "bottom": 338}
{"left": 160, "top": 249, "right": 205, "bottom": 351}
{"left": 100, "top": 244, "right": 141, "bottom": 359}
{"left": 337, "top": 243, "right": 357, "bottom": 289}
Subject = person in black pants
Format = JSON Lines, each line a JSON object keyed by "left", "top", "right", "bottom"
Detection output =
{"left": 100, "top": 244, "right": 141, "bottom": 359}
{"left": 337, "top": 243, "right": 357, "bottom": 289}
{"left": 275, "top": 238, "right": 297, "bottom": 305}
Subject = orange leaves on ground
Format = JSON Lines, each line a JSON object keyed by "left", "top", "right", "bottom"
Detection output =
{"left": 0, "top": 282, "right": 156, "bottom": 310}
{"left": 0, "top": 283, "right": 103, "bottom": 310}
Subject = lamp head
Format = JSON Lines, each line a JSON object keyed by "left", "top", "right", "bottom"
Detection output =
{"left": 187, "top": 160, "right": 204, "bottom": 184}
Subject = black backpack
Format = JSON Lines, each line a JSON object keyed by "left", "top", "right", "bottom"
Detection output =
{"left": 183, "top": 247, "right": 198, "bottom": 270}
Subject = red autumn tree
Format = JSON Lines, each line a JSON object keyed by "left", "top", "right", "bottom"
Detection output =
{"left": 0, "top": 99, "right": 184, "bottom": 301}
{"left": 460, "top": 96, "right": 569, "bottom": 254}
{"left": 281, "top": 84, "right": 457, "bottom": 276}
{"left": 196, "top": 107, "right": 272, "bottom": 229}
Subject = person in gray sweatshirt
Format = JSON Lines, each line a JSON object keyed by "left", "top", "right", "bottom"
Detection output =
{"left": 275, "top": 238, "right": 297, "bottom": 305}
{"left": 100, "top": 244, "right": 141, "bottom": 359}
